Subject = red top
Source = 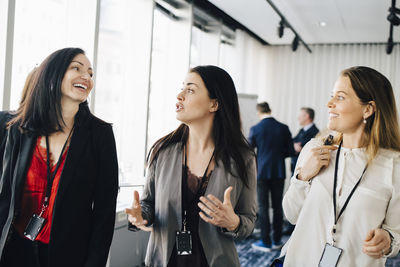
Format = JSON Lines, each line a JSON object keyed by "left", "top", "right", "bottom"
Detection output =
{"left": 14, "top": 136, "right": 69, "bottom": 244}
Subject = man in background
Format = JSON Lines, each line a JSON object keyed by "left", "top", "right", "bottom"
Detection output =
{"left": 290, "top": 107, "right": 319, "bottom": 173}
{"left": 248, "top": 102, "right": 293, "bottom": 252}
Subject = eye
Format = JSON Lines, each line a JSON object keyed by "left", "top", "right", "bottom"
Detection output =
{"left": 187, "top": 88, "right": 194, "bottom": 93}
{"left": 337, "top": 95, "right": 345, "bottom": 100}
{"left": 72, "top": 66, "right": 79, "bottom": 71}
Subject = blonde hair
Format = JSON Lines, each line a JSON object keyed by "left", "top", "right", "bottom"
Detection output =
{"left": 338, "top": 66, "right": 400, "bottom": 162}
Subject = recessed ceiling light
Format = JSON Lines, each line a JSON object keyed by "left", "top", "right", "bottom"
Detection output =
{"left": 319, "top": 21, "right": 327, "bottom": 27}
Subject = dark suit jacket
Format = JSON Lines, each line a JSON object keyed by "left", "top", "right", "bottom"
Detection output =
{"left": 248, "top": 117, "right": 293, "bottom": 180}
{"left": 0, "top": 104, "right": 119, "bottom": 267}
{"left": 0, "top": 111, "right": 12, "bottom": 168}
{"left": 291, "top": 124, "right": 319, "bottom": 172}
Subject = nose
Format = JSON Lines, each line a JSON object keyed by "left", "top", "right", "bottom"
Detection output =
{"left": 177, "top": 91, "right": 184, "bottom": 101}
{"left": 81, "top": 72, "right": 91, "bottom": 81}
{"left": 327, "top": 97, "right": 335, "bottom": 108}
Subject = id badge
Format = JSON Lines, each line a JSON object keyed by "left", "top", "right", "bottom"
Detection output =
{"left": 24, "top": 214, "right": 46, "bottom": 241}
{"left": 319, "top": 243, "right": 343, "bottom": 267}
{"left": 176, "top": 230, "right": 192, "bottom": 255}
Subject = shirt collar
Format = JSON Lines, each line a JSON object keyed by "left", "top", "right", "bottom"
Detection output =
{"left": 303, "top": 122, "right": 314, "bottom": 131}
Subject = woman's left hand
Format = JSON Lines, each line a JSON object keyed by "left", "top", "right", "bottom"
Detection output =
{"left": 198, "top": 186, "right": 240, "bottom": 232}
{"left": 362, "top": 228, "right": 391, "bottom": 259}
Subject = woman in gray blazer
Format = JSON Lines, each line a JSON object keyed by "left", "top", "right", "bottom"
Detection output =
{"left": 126, "top": 65, "right": 257, "bottom": 267}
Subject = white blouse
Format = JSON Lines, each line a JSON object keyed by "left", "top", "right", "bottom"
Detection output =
{"left": 282, "top": 138, "right": 400, "bottom": 267}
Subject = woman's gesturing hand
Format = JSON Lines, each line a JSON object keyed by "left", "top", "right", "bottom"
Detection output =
{"left": 198, "top": 186, "right": 240, "bottom": 232}
{"left": 363, "top": 228, "right": 392, "bottom": 259}
{"left": 125, "top": 190, "right": 151, "bottom": 231}
{"left": 297, "top": 145, "right": 337, "bottom": 181}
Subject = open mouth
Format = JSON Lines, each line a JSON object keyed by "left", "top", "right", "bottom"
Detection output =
{"left": 73, "top": 83, "right": 88, "bottom": 90}
{"left": 176, "top": 103, "right": 183, "bottom": 111}
{"left": 329, "top": 112, "right": 339, "bottom": 119}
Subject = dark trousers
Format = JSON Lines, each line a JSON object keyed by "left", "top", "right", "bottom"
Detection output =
{"left": 0, "top": 230, "right": 49, "bottom": 267}
{"left": 257, "top": 178, "right": 285, "bottom": 244}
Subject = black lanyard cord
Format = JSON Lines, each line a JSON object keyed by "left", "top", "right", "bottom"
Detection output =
{"left": 182, "top": 144, "right": 215, "bottom": 230}
{"left": 333, "top": 141, "right": 367, "bottom": 227}
{"left": 43, "top": 127, "right": 74, "bottom": 207}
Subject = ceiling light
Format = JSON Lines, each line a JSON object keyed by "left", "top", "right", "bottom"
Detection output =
{"left": 277, "top": 20, "right": 285, "bottom": 38}
{"left": 386, "top": 37, "right": 394, "bottom": 55}
{"left": 292, "top": 35, "right": 299, "bottom": 52}
{"left": 319, "top": 21, "right": 327, "bottom": 27}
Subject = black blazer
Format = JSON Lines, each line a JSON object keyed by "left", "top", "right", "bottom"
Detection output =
{"left": 248, "top": 117, "right": 293, "bottom": 179}
{"left": 290, "top": 124, "right": 319, "bottom": 172}
{"left": 0, "top": 111, "right": 12, "bottom": 168}
{"left": 0, "top": 104, "right": 119, "bottom": 267}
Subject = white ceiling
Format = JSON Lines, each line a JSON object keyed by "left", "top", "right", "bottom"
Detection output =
{"left": 208, "top": 0, "right": 399, "bottom": 45}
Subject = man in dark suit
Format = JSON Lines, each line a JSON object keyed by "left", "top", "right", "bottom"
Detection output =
{"left": 248, "top": 102, "right": 293, "bottom": 252}
{"left": 291, "top": 107, "right": 319, "bottom": 173}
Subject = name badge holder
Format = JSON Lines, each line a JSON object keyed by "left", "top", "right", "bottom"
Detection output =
{"left": 24, "top": 129, "right": 73, "bottom": 241}
{"left": 175, "top": 145, "right": 214, "bottom": 256}
{"left": 318, "top": 141, "right": 367, "bottom": 267}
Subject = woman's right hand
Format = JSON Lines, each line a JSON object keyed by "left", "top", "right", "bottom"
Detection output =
{"left": 297, "top": 145, "right": 337, "bottom": 181}
{"left": 125, "top": 190, "right": 149, "bottom": 230}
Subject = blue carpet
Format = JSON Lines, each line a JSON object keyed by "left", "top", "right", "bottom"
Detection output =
{"left": 236, "top": 233, "right": 400, "bottom": 267}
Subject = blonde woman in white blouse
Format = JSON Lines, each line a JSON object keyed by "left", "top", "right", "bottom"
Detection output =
{"left": 281, "top": 66, "right": 400, "bottom": 267}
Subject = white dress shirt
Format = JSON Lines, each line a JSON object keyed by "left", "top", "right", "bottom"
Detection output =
{"left": 282, "top": 138, "right": 400, "bottom": 267}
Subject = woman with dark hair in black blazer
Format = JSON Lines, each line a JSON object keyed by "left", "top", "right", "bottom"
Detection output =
{"left": 0, "top": 47, "right": 119, "bottom": 267}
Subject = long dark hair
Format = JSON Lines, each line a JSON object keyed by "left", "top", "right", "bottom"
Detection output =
{"left": 8, "top": 47, "right": 86, "bottom": 135}
{"left": 148, "top": 65, "right": 253, "bottom": 186}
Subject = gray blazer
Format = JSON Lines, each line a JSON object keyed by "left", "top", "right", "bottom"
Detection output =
{"left": 138, "top": 143, "right": 257, "bottom": 267}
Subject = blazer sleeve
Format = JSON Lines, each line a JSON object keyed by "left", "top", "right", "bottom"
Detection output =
{"left": 381, "top": 155, "right": 400, "bottom": 257}
{"left": 282, "top": 139, "right": 318, "bottom": 224}
{"left": 248, "top": 126, "right": 256, "bottom": 148}
{"left": 220, "top": 155, "right": 257, "bottom": 240}
{"left": 85, "top": 125, "right": 119, "bottom": 267}
{"left": 128, "top": 155, "right": 156, "bottom": 232}
{"left": 285, "top": 126, "right": 295, "bottom": 158}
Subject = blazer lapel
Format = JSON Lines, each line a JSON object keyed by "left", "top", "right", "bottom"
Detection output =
{"left": 14, "top": 134, "right": 36, "bottom": 202}
{"left": 55, "top": 124, "right": 91, "bottom": 203}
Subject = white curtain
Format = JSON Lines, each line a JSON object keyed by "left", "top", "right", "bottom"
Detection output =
{"left": 219, "top": 29, "right": 268, "bottom": 96}
{"left": 261, "top": 44, "right": 400, "bottom": 135}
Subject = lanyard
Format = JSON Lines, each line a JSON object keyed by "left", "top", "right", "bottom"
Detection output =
{"left": 331, "top": 141, "right": 367, "bottom": 242}
{"left": 182, "top": 144, "right": 215, "bottom": 231}
{"left": 41, "top": 127, "right": 74, "bottom": 213}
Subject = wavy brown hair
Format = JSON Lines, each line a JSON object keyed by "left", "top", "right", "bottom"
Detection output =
{"left": 334, "top": 66, "right": 400, "bottom": 162}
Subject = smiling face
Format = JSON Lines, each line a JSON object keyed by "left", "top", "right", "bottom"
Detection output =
{"left": 176, "top": 71, "right": 218, "bottom": 125}
{"left": 327, "top": 75, "right": 368, "bottom": 134}
{"left": 61, "top": 54, "right": 94, "bottom": 104}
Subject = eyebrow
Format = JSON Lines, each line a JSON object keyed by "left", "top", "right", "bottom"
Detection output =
{"left": 71, "top": 61, "right": 93, "bottom": 71}
{"left": 185, "top": 82, "right": 199, "bottom": 88}
{"left": 332, "top": 90, "right": 348, "bottom": 95}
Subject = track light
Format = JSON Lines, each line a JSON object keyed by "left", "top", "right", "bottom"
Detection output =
{"left": 292, "top": 35, "right": 299, "bottom": 51}
{"left": 386, "top": 0, "right": 399, "bottom": 55}
{"left": 277, "top": 20, "right": 285, "bottom": 38}
{"left": 388, "top": 6, "right": 400, "bottom": 25}
{"left": 386, "top": 37, "right": 394, "bottom": 55}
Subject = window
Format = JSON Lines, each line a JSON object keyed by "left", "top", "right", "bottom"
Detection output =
{"left": 147, "top": 2, "right": 192, "bottom": 153}
{"left": 0, "top": 0, "right": 8, "bottom": 109}
{"left": 94, "top": 0, "right": 153, "bottom": 191}
{"left": 190, "top": 7, "right": 221, "bottom": 67}
{"left": 10, "top": 0, "right": 96, "bottom": 109}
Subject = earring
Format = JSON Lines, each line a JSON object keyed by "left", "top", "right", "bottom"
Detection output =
{"left": 363, "top": 118, "right": 367, "bottom": 124}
